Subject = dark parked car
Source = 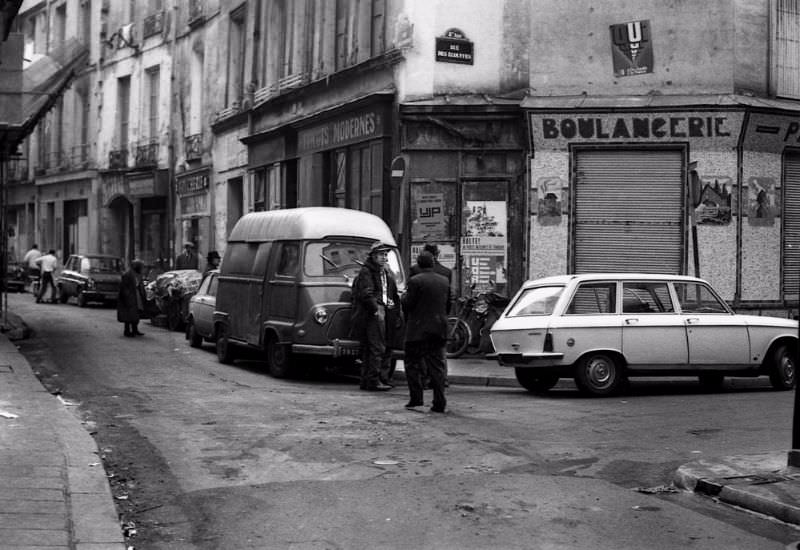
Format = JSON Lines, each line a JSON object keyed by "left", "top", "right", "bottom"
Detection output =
{"left": 186, "top": 270, "right": 218, "bottom": 348}
{"left": 4, "top": 254, "right": 26, "bottom": 293}
{"left": 56, "top": 254, "right": 124, "bottom": 307}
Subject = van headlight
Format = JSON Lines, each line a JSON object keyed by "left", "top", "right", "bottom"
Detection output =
{"left": 313, "top": 307, "right": 328, "bottom": 325}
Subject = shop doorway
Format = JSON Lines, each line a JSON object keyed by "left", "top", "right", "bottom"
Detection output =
{"left": 572, "top": 148, "right": 685, "bottom": 274}
{"left": 409, "top": 179, "right": 510, "bottom": 297}
{"left": 108, "top": 196, "right": 134, "bottom": 261}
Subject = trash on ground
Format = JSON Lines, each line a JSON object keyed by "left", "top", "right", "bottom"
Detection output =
{"left": 0, "top": 409, "right": 18, "bottom": 419}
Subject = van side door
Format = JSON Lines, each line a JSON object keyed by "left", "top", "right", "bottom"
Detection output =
{"left": 264, "top": 242, "right": 300, "bottom": 342}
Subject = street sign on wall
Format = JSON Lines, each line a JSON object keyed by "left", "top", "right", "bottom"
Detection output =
{"left": 436, "top": 28, "right": 474, "bottom": 65}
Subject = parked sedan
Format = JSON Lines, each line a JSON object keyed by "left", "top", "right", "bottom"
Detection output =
{"left": 490, "top": 273, "right": 798, "bottom": 396}
{"left": 56, "top": 254, "right": 124, "bottom": 307}
{"left": 186, "top": 270, "right": 218, "bottom": 348}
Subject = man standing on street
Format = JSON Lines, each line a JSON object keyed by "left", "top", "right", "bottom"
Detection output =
{"left": 175, "top": 242, "right": 198, "bottom": 270}
{"left": 350, "top": 241, "right": 400, "bottom": 392}
{"left": 117, "top": 259, "right": 146, "bottom": 337}
{"left": 402, "top": 250, "right": 449, "bottom": 413}
{"left": 35, "top": 249, "right": 58, "bottom": 304}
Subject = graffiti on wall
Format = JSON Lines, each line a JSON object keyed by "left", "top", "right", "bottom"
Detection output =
{"left": 747, "top": 177, "right": 779, "bottom": 227}
{"left": 694, "top": 176, "right": 732, "bottom": 225}
{"left": 535, "top": 176, "right": 565, "bottom": 226}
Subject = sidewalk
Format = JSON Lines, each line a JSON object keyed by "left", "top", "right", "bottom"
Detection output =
{"left": 0, "top": 312, "right": 125, "bottom": 549}
{"left": 0, "top": 306, "right": 798, "bottom": 548}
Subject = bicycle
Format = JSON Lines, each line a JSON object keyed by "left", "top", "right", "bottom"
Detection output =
{"left": 446, "top": 284, "right": 509, "bottom": 358}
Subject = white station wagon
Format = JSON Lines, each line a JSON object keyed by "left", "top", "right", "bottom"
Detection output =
{"left": 489, "top": 274, "right": 798, "bottom": 396}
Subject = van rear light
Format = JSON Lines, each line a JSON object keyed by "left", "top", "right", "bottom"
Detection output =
{"left": 543, "top": 331, "right": 553, "bottom": 352}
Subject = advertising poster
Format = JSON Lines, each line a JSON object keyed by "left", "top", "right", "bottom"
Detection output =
{"left": 461, "top": 200, "right": 507, "bottom": 292}
{"left": 610, "top": 20, "right": 653, "bottom": 77}
{"left": 412, "top": 193, "right": 446, "bottom": 239}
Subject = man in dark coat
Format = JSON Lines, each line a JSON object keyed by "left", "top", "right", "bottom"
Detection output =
{"left": 402, "top": 250, "right": 450, "bottom": 412}
{"left": 350, "top": 241, "right": 401, "bottom": 391}
{"left": 117, "top": 259, "right": 146, "bottom": 337}
{"left": 175, "top": 242, "right": 198, "bottom": 270}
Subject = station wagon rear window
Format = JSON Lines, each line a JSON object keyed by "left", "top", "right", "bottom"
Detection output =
{"left": 506, "top": 285, "right": 564, "bottom": 317}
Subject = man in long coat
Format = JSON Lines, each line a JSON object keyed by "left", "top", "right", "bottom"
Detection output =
{"left": 350, "top": 241, "right": 401, "bottom": 391}
{"left": 402, "top": 250, "right": 450, "bottom": 412}
{"left": 117, "top": 259, "right": 146, "bottom": 337}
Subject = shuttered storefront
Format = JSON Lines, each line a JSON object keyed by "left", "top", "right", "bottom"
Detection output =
{"left": 784, "top": 152, "right": 800, "bottom": 301}
{"left": 574, "top": 149, "right": 684, "bottom": 274}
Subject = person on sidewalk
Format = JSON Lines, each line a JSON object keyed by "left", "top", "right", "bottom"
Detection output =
{"left": 410, "top": 243, "right": 453, "bottom": 388}
{"left": 22, "top": 244, "right": 41, "bottom": 281}
{"left": 175, "top": 242, "right": 198, "bottom": 270}
{"left": 117, "top": 259, "right": 146, "bottom": 337}
{"left": 204, "top": 250, "right": 221, "bottom": 275}
{"left": 402, "top": 250, "right": 449, "bottom": 413}
{"left": 350, "top": 241, "right": 401, "bottom": 392}
{"left": 35, "top": 249, "right": 58, "bottom": 304}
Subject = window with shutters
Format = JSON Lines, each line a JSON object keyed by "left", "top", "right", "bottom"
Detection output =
{"left": 335, "top": 0, "right": 386, "bottom": 71}
{"left": 773, "top": 0, "right": 800, "bottom": 99}
{"left": 226, "top": 5, "right": 246, "bottom": 107}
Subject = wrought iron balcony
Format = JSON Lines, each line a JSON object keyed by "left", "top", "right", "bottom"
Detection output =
{"left": 188, "top": 0, "right": 204, "bottom": 26}
{"left": 184, "top": 133, "right": 203, "bottom": 161}
{"left": 109, "top": 149, "right": 128, "bottom": 169}
{"left": 135, "top": 140, "right": 159, "bottom": 167}
{"left": 143, "top": 10, "right": 165, "bottom": 38}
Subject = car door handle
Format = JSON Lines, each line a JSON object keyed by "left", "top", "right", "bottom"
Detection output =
{"left": 686, "top": 318, "right": 700, "bottom": 324}
{"left": 624, "top": 318, "right": 639, "bottom": 325}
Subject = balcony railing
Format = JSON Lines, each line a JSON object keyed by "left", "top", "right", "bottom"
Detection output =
{"left": 188, "top": 0, "right": 204, "bottom": 26}
{"left": 184, "top": 133, "right": 202, "bottom": 161}
{"left": 143, "top": 10, "right": 165, "bottom": 38}
{"left": 109, "top": 149, "right": 128, "bottom": 169}
{"left": 135, "top": 140, "right": 159, "bottom": 167}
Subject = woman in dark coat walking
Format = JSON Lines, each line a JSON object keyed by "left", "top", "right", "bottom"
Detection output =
{"left": 117, "top": 259, "right": 146, "bottom": 337}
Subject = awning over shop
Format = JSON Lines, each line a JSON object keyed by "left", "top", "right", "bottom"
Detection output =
{"left": 521, "top": 93, "right": 800, "bottom": 114}
{"left": 0, "top": 36, "right": 88, "bottom": 155}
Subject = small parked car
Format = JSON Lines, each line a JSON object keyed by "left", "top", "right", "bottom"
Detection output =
{"left": 4, "top": 254, "right": 26, "bottom": 293}
{"left": 186, "top": 270, "right": 218, "bottom": 348}
{"left": 56, "top": 254, "right": 124, "bottom": 307}
{"left": 490, "top": 273, "right": 798, "bottom": 396}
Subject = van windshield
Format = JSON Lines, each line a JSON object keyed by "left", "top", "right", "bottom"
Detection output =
{"left": 304, "top": 241, "right": 405, "bottom": 288}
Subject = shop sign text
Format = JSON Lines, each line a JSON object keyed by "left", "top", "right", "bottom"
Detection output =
{"left": 177, "top": 172, "right": 209, "bottom": 196}
{"left": 541, "top": 116, "right": 731, "bottom": 140}
{"left": 298, "top": 111, "right": 381, "bottom": 154}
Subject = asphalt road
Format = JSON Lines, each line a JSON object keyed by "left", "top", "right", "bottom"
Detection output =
{"left": 8, "top": 292, "right": 800, "bottom": 549}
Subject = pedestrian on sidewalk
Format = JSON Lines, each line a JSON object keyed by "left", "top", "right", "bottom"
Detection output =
{"left": 350, "top": 241, "right": 400, "bottom": 392}
{"left": 23, "top": 243, "right": 41, "bottom": 281}
{"left": 35, "top": 249, "right": 58, "bottom": 303}
{"left": 402, "top": 250, "right": 449, "bottom": 413}
{"left": 117, "top": 259, "right": 146, "bottom": 337}
{"left": 175, "top": 242, "right": 198, "bottom": 270}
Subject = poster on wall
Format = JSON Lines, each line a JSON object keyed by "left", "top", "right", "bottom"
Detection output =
{"left": 535, "top": 176, "right": 564, "bottom": 226}
{"left": 694, "top": 176, "right": 733, "bottom": 225}
{"left": 610, "top": 20, "right": 653, "bottom": 77}
{"left": 461, "top": 200, "right": 507, "bottom": 292}
{"left": 747, "top": 177, "right": 779, "bottom": 227}
{"left": 413, "top": 193, "right": 446, "bottom": 239}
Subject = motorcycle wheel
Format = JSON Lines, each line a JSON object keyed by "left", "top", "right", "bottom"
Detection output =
{"left": 446, "top": 317, "right": 471, "bottom": 358}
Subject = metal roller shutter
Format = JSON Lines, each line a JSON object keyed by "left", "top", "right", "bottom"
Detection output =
{"left": 784, "top": 153, "right": 800, "bottom": 301}
{"left": 574, "top": 149, "right": 684, "bottom": 274}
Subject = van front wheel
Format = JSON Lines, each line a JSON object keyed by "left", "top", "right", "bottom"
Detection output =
{"left": 267, "top": 337, "right": 292, "bottom": 378}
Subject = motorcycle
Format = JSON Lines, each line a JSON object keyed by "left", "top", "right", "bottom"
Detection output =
{"left": 446, "top": 284, "right": 509, "bottom": 358}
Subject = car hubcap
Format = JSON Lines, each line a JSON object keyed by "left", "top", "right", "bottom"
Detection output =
{"left": 781, "top": 354, "right": 795, "bottom": 385}
{"left": 587, "top": 358, "right": 612, "bottom": 387}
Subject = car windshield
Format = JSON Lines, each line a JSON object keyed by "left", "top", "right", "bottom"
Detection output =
{"left": 303, "top": 240, "right": 405, "bottom": 289}
{"left": 86, "top": 257, "right": 122, "bottom": 273}
{"left": 506, "top": 285, "right": 564, "bottom": 317}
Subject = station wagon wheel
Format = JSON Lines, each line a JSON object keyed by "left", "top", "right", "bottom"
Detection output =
{"left": 58, "top": 287, "right": 69, "bottom": 303}
{"left": 574, "top": 352, "right": 624, "bottom": 397}
{"left": 216, "top": 326, "right": 236, "bottom": 364}
{"left": 187, "top": 318, "right": 202, "bottom": 348}
{"left": 515, "top": 368, "right": 559, "bottom": 394}
{"left": 76, "top": 291, "right": 87, "bottom": 308}
{"left": 266, "top": 336, "right": 293, "bottom": 378}
{"left": 769, "top": 344, "right": 796, "bottom": 391}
